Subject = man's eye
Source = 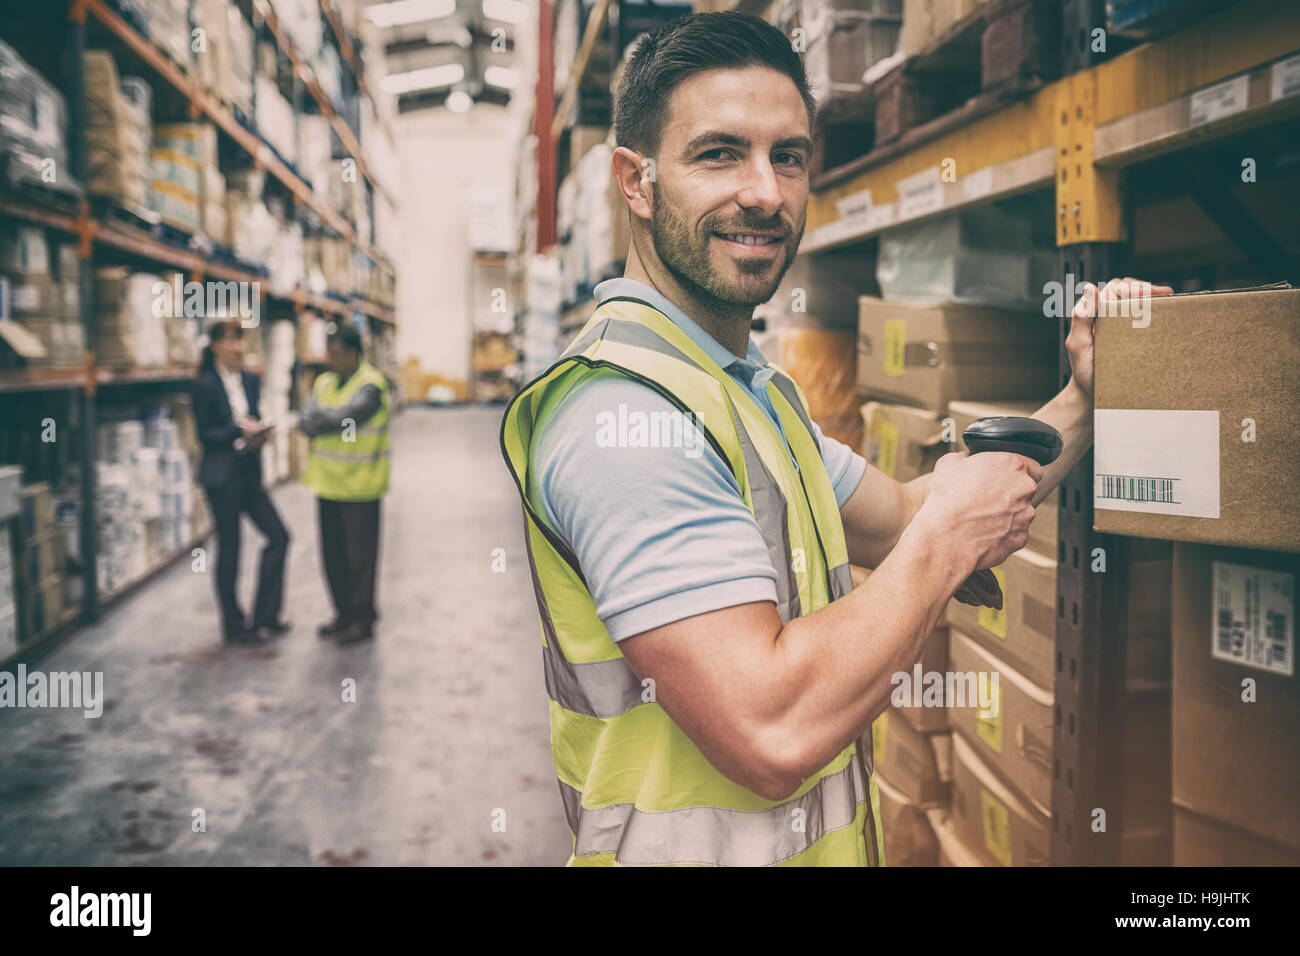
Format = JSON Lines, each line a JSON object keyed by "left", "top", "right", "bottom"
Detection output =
{"left": 700, "top": 148, "right": 736, "bottom": 160}
{"left": 774, "top": 152, "right": 803, "bottom": 167}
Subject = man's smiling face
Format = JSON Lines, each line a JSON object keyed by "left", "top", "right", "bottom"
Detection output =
{"left": 647, "top": 65, "right": 812, "bottom": 310}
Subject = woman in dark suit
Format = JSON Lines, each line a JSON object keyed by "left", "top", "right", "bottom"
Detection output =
{"left": 191, "top": 320, "right": 291, "bottom": 644}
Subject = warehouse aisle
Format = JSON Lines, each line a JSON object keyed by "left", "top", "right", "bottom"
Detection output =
{"left": 0, "top": 406, "right": 571, "bottom": 866}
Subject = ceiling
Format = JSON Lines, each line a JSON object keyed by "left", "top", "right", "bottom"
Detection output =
{"left": 361, "top": 0, "right": 531, "bottom": 112}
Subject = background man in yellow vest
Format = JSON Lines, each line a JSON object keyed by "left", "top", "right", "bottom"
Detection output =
{"left": 502, "top": 12, "right": 1169, "bottom": 865}
{"left": 300, "top": 324, "right": 391, "bottom": 646}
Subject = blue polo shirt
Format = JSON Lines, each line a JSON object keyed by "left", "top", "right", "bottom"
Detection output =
{"left": 530, "top": 278, "right": 866, "bottom": 641}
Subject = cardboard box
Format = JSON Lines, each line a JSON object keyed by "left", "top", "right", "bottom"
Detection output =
{"left": 1094, "top": 285, "right": 1300, "bottom": 552}
{"left": 947, "top": 541, "right": 1173, "bottom": 690}
{"left": 756, "top": 248, "right": 876, "bottom": 331}
{"left": 1173, "top": 807, "right": 1300, "bottom": 867}
{"left": 871, "top": 710, "right": 949, "bottom": 807}
{"left": 856, "top": 296, "right": 1057, "bottom": 413}
{"left": 19, "top": 572, "right": 62, "bottom": 640}
{"left": 901, "top": 0, "right": 988, "bottom": 55}
{"left": 947, "top": 626, "right": 1172, "bottom": 833}
{"left": 17, "top": 526, "right": 61, "bottom": 587}
{"left": 860, "top": 401, "right": 946, "bottom": 482}
{"left": 763, "top": 328, "right": 859, "bottom": 448}
{"left": 948, "top": 399, "right": 1055, "bottom": 557}
{"left": 888, "top": 626, "right": 950, "bottom": 733}
{"left": 946, "top": 627, "right": 1053, "bottom": 814}
{"left": 926, "top": 807, "right": 987, "bottom": 866}
{"left": 876, "top": 772, "right": 939, "bottom": 866}
{"left": 949, "top": 731, "right": 1049, "bottom": 865}
{"left": 1171, "top": 543, "right": 1299, "bottom": 853}
{"left": 18, "top": 482, "right": 53, "bottom": 539}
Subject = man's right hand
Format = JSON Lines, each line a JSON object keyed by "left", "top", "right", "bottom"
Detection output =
{"left": 919, "top": 450, "right": 1041, "bottom": 573}
{"left": 239, "top": 418, "right": 263, "bottom": 440}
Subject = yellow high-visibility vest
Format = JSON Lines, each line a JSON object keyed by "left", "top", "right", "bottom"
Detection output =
{"left": 500, "top": 297, "right": 885, "bottom": 867}
{"left": 303, "top": 361, "right": 390, "bottom": 501}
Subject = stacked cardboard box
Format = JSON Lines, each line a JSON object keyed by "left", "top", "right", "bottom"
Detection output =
{"left": 937, "top": 539, "right": 1175, "bottom": 865}
{"left": 1, "top": 227, "right": 83, "bottom": 367}
{"left": 15, "top": 482, "right": 64, "bottom": 642}
{"left": 1169, "top": 543, "right": 1299, "bottom": 865}
{"left": 150, "top": 124, "right": 211, "bottom": 234}
{"left": 804, "top": 0, "right": 903, "bottom": 105}
{"left": 83, "top": 52, "right": 153, "bottom": 210}
{"left": 95, "top": 268, "right": 168, "bottom": 368}
{"left": 0, "top": 40, "right": 69, "bottom": 189}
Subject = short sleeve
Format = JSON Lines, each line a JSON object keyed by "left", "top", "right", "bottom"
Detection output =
{"left": 531, "top": 376, "right": 779, "bottom": 641}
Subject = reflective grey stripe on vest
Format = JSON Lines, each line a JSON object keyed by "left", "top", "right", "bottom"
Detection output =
{"left": 829, "top": 562, "right": 854, "bottom": 601}
{"left": 309, "top": 447, "right": 391, "bottom": 463}
{"left": 767, "top": 369, "right": 818, "bottom": 443}
{"left": 525, "top": 525, "right": 644, "bottom": 720}
{"left": 724, "top": 391, "right": 801, "bottom": 624}
{"left": 557, "top": 750, "right": 871, "bottom": 866}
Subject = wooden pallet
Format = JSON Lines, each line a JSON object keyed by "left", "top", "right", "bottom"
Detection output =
{"left": 812, "top": 0, "right": 1064, "bottom": 183}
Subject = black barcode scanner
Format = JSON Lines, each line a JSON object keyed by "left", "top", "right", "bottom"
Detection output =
{"left": 962, "top": 416, "right": 1063, "bottom": 466}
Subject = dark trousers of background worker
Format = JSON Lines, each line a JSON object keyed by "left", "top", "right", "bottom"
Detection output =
{"left": 318, "top": 497, "right": 381, "bottom": 629}
{"left": 205, "top": 470, "right": 290, "bottom": 636}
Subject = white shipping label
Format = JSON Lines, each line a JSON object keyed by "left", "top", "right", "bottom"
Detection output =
{"left": 896, "top": 166, "right": 943, "bottom": 220}
{"left": 1272, "top": 53, "right": 1300, "bottom": 101}
{"left": 962, "top": 167, "right": 993, "bottom": 202}
{"left": 1094, "top": 409, "right": 1219, "bottom": 518}
{"left": 1211, "top": 562, "right": 1294, "bottom": 677}
{"left": 835, "top": 188, "right": 872, "bottom": 224}
{"left": 1190, "top": 75, "right": 1249, "bottom": 127}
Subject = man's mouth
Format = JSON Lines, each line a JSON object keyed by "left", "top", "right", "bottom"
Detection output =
{"left": 715, "top": 232, "right": 782, "bottom": 246}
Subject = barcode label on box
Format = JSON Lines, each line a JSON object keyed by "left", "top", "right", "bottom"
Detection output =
{"left": 1211, "top": 561, "right": 1293, "bottom": 677}
{"left": 1190, "top": 75, "right": 1249, "bottom": 127}
{"left": 1094, "top": 410, "right": 1219, "bottom": 517}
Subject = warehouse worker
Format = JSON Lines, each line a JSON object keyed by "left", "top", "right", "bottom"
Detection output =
{"left": 300, "top": 324, "right": 390, "bottom": 646}
{"left": 501, "top": 12, "right": 1171, "bottom": 866}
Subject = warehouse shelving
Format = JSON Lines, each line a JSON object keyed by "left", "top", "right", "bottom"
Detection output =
{"left": 0, "top": 0, "right": 399, "bottom": 666}
{"left": 793, "top": 0, "right": 1299, "bottom": 865}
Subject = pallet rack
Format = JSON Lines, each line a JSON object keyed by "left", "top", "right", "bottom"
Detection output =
{"left": 796, "top": 0, "right": 1299, "bottom": 865}
{"left": 0, "top": 0, "right": 400, "bottom": 664}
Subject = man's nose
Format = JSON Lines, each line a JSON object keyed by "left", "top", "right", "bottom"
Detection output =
{"left": 734, "top": 156, "right": 784, "bottom": 216}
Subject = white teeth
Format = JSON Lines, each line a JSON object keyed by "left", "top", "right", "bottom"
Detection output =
{"left": 721, "top": 234, "right": 777, "bottom": 245}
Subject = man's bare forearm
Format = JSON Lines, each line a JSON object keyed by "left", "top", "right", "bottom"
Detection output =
{"left": 768, "top": 508, "right": 973, "bottom": 787}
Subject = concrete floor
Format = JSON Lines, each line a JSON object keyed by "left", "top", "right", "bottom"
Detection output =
{"left": 0, "top": 406, "right": 572, "bottom": 865}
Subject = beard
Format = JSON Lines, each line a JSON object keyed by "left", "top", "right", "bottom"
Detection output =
{"left": 649, "top": 185, "right": 802, "bottom": 313}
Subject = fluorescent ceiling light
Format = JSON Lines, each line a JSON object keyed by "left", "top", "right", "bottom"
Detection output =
{"left": 482, "top": 0, "right": 528, "bottom": 24}
{"left": 446, "top": 90, "right": 473, "bottom": 112}
{"left": 367, "top": 0, "right": 456, "bottom": 29}
{"left": 484, "top": 65, "right": 518, "bottom": 89}
{"left": 381, "top": 62, "right": 465, "bottom": 94}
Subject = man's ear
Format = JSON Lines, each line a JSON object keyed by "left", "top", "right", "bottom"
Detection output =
{"left": 611, "top": 145, "right": 652, "bottom": 221}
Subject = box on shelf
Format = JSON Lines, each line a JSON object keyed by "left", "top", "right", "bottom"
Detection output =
{"left": 926, "top": 806, "right": 986, "bottom": 866}
{"left": 948, "top": 398, "right": 1056, "bottom": 557}
{"left": 946, "top": 540, "right": 1173, "bottom": 690}
{"left": 859, "top": 401, "right": 945, "bottom": 483}
{"left": 949, "top": 730, "right": 1047, "bottom": 865}
{"left": 0, "top": 40, "right": 69, "bottom": 189}
{"left": 755, "top": 327, "right": 860, "bottom": 448}
{"left": 0, "top": 466, "right": 21, "bottom": 518}
{"left": 1173, "top": 806, "right": 1300, "bottom": 866}
{"left": 755, "top": 249, "right": 875, "bottom": 332}
{"left": 1094, "top": 285, "right": 1300, "bottom": 553}
{"left": 901, "top": 0, "right": 988, "bottom": 55}
{"left": 875, "top": 771, "right": 939, "bottom": 866}
{"left": 870, "top": 709, "right": 949, "bottom": 807}
{"left": 18, "top": 482, "right": 53, "bottom": 539}
{"left": 1171, "top": 543, "right": 1299, "bottom": 856}
{"left": 19, "top": 571, "right": 63, "bottom": 641}
{"left": 17, "top": 527, "right": 62, "bottom": 588}
{"left": 856, "top": 296, "right": 1057, "bottom": 413}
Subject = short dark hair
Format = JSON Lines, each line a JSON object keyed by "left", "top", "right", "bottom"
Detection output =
{"left": 327, "top": 324, "right": 363, "bottom": 354}
{"left": 614, "top": 12, "right": 816, "bottom": 156}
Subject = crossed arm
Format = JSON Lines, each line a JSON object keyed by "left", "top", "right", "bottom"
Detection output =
{"left": 298, "top": 384, "right": 383, "bottom": 438}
